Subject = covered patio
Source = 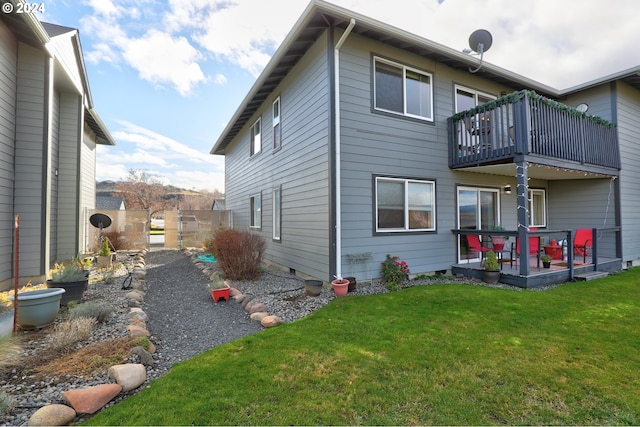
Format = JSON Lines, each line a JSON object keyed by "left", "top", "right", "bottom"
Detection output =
{"left": 451, "top": 228, "right": 621, "bottom": 288}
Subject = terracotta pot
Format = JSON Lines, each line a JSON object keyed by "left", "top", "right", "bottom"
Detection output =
{"left": 331, "top": 279, "right": 349, "bottom": 297}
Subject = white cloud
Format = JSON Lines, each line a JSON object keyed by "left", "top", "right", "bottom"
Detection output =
{"left": 122, "top": 29, "right": 208, "bottom": 95}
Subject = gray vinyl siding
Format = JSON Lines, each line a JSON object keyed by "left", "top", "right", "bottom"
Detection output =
{"left": 80, "top": 126, "right": 98, "bottom": 254}
{"left": 55, "top": 91, "right": 82, "bottom": 260}
{"left": 337, "top": 33, "right": 519, "bottom": 278}
{"left": 616, "top": 82, "right": 640, "bottom": 262}
{"left": 49, "top": 90, "right": 59, "bottom": 264}
{"left": 13, "top": 42, "right": 47, "bottom": 277}
{"left": 0, "top": 20, "right": 17, "bottom": 282}
{"left": 224, "top": 31, "right": 332, "bottom": 281}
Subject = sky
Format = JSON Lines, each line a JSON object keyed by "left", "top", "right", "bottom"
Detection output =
{"left": 39, "top": 0, "right": 640, "bottom": 193}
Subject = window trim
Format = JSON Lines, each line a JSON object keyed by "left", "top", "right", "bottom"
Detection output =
{"left": 374, "top": 175, "right": 436, "bottom": 233}
{"left": 272, "top": 97, "right": 281, "bottom": 151}
{"left": 272, "top": 186, "right": 281, "bottom": 241}
{"left": 250, "top": 193, "right": 261, "bottom": 229}
{"left": 373, "top": 56, "right": 434, "bottom": 122}
{"left": 529, "top": 188, "right": 547, "bottom": 228}
{"left": 250, "top": 118, "right": 261, "bottom": 156}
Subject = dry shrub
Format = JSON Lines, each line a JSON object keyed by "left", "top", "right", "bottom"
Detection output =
{"left": 211, "top": 229, "right": 266, "bottom": 280}
{"left": 51, "top": 317, "right": 96, "bottom": 353}
{"left": 0, "top": 337, "right": 22, "bottom": 374}
{"left": 69, "top": 301, "right": 114, "bottom": 323}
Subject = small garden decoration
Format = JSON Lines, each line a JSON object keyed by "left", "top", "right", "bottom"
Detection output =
{"left": 542, "top": 255, "right": 552, "bottom": 268}
{"left": 208, "top": 272, "right": 230, "bottom": 303}
{"left": 381, "top": 254, "right": 410, "bottom": 291}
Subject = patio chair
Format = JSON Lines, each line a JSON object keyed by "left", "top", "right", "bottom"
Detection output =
{"left": 510, "top": 229, "right": 540, "bottom": 269}
{"left": 466, "top": 234, "right": 492, "bottom": 262}
{"left": 574, "top": 228, "right": 593, "bottom": 263}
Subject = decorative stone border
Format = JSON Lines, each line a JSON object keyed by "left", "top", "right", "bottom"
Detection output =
{"left": 27, "top": 249, "right": 154, "bottom": 426}
{"left": 183, "top": 248, "right": 284, "bottom": 328}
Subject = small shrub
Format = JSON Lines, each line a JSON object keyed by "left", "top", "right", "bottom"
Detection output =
{"left": 203, "top": 236, "right": 216, "bottom": 256}
{"left": 484, "top": 251, "right": 499, "bottom": 271}
{"left": 50, "top": 261, "right": 87, "bottom": 283}
{"left": 98, "top": 236, "right": 111, "bottom": 256}
{"left": 69, "top": 302, "right": 114, "bottom": 323}
{"left": 211, "top": 229, "right": 266, "bottom": 280}
{"left": 98, "top": 264, "right": 119, "bottom": 284}
{"left": 0, "top": 336, "right": 21, "bottom": 374}
{"left": 51, "top": 317, "right": 96, "bottom": 353}
{"left": 0, "top": 391, "right": 14, "bottom": 417}
{"left": 380, "top": 254, "right": 410, "bottom": 288}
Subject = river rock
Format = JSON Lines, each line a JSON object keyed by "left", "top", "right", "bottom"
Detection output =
{"left": 127, "top": 324, "right": 150, "bottom": 337}
{"left": 261, "top": 315, "right": 283, "bottom": 328}
{"left": 62, "top": 383, "right": 122, "bottom": 414}
{"left": 27, "top": 404, "right": 76, "bottom": 426}
{"left": 250, "top": 312, "right": 269, "bottom": 321}
{"left": 108, "top": 364, "right": 147, "bottom": 392}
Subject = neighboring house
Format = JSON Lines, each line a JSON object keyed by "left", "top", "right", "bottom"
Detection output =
{"left": 0, "top": 9, "right": 115, "bottom": 289}
{"left": 96, "top": 196, "right": 126, "bottom": 211}
{"left": 211, "top": 0, "right": 638, "bottom": 287}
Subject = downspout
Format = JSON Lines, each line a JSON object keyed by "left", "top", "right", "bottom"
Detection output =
{"left": 334, "top": 18, "right": 355, "bottom": 281}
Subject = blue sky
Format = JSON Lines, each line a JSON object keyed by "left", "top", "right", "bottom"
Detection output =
{"left": 40, "top": 0, "right": 639, "bottom": 192}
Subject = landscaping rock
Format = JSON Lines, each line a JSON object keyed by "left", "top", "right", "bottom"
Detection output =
{"left": 250, "top": 312, "right": 269, "bottom": 321}
{"left": 127, "top": 324, "right": 150, "bottom": 337}
{"left": 131, "top": 346, "right": 155, "bottom": 366}
{"left": 62, "top": 383, "right": 122, "bottom": 414}
{"left": 27, "top": 404, "right": 76, "bottom": 426}
{"left": 108, "top": 364, "right": 147, "bottom": 392}
{"left": 126, "top": 291, "right": 144, "bottom": 302}
{"left": 229, "top": 287, "right": 242, "bottom": 297}
{"left": 249, "top": 302, "right": 267, "bottom": 314}
{"left": 132, "top": 281, "right": 145, "bottom": 292}
{"left": 128, "top": 308, "right": 148, "bottom": 322}
{"left": 240, "top": 295, "right": 254, "bottom": 308}
{"left": 261, "top": 315, "right": 283, "bottom": 328}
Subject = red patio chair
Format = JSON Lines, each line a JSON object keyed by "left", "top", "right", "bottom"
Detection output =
{"left": 466, "top": 234, "right": 492, "bottom": 262}
{"left": 574, "top": 229, "right": 593, "bottom": 263}
{"left": 510, "top": 229, "right": 540, "bottom": 269}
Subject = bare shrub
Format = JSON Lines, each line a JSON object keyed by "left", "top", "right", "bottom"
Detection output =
{"left": 0, "top": 391, "right": 14, "bottom": 417}
{"left": 51, "top": 318, "right": 96, "bottom": 353}
{"left": 211, "top": 229, "right": 266, "bottom": 280}
{"left": 69, "top": 302, "right": 114, "bottom": 323}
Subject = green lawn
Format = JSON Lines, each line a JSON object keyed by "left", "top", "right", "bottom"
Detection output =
{"left": 85, "top": 270, "right": 640, "bottom": 425}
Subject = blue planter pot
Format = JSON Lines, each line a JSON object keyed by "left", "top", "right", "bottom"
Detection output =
{"left": 8, "top": 288, "right": 65, "bottom": 330}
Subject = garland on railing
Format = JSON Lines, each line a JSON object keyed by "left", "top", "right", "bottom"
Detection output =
{"left": 452, "top": 89, "right": 617, "bottom": 129}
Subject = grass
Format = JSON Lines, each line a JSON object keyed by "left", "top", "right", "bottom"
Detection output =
{"left": 85, "top": 270, "right": 640, "bottom": 425}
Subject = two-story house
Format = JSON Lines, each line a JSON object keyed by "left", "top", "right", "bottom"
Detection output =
{"left": 211, "top": 0, "right": 638, "bottom": 287}
{"left": 0, "top": 8, "right": 115, "bottom": 290}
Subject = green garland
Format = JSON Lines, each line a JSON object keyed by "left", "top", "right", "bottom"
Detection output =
{"left": 452, "top": 89, "right": 617, "bottom": 129}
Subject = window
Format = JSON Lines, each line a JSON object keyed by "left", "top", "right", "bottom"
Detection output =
{"left": 454, "top": 86, "right": 495, "bottom": 113}
{"left": 374, "top": 57, "right": 433, "bottom": 121}
{"left": 272, "top": 97, "right": 281, "bottom": 150}
{"left": 273, "top": 187, "right": 281, "bottom": 240}
{"left": 376, "top": 177, "right": 435, "bottom": 232}
{"left": 529, "top": 189, "right": 546, "bottom": 228}
{"left": 250, "top": 193, "right": 261, "bottom": 228}
{"left": 250, "top": 118, "right": 261, "bottom": 156}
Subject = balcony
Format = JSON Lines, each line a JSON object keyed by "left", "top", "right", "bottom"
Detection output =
{"left": 448, "top": 90, "right": 620, "bottom": 174}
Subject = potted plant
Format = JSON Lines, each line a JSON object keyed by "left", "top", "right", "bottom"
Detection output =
{"left": 47, "top": 261, "right": 89, "bottom": 305}
{"left": 482, "top": 250, "right": 500, "bottom": 284}
{"left": 331, "top": 278, "right": 349, "bottom": 297}
{"left": 542, "top": 255, "right": 552, "bottom": 268}
{"left": 491, "top": 225, "right": 506, "bottom": 251}
{"left": 304, "top": 280, "right": 323, "bottom": 297}
{"left": 209, "top": 272, "right": 230, "bottom": 302}
{"left": 97, "top": 236, "right": 114, "bottom": 268}
{"left": 8, "top": 287, "right": 66, "bottom": 329}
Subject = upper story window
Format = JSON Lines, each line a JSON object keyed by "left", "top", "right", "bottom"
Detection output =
{"left": 374, "top": 57, "right": 433, "bottom": 121}
{"left": 454, "top": 85, "right": 495, "bottom": 113}
{"left": 273, "top": 97, "right": 281, "bottom": 150}
{"left": 376, "top": 176, "right": 436, "bottom": 232}
{"left": 250, "top": 118, "right": 261, "bottom": 156}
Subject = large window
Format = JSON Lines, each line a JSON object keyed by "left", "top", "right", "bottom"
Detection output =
{"left": 273, "top": 187, "right": 281, "bottom": 240}
{"left": 272, "top": 97, "right": 281, "bottom": 150}
{"left": 529, "top": 189, "right": 546, "bottom": 228}
{"left": 250, "top": 118, "right": 261, "bottom": 156}
{"left": 374, "top": 57, "right": 433, "bottom": 121}
{"left": 376, "top": 177, "right": 435, "bottom": 232}
{"left": 250, "top": 193, "right": 261, "bottom": 228}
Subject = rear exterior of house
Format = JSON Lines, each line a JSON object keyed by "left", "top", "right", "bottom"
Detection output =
{"left": 0, "top": 12, "right": 115, "bottom": 290}
{"left": 212, "top": 0, "right": 638, "bottom": 285}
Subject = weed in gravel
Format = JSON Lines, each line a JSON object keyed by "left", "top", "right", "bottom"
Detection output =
{"left": 0, "top": 392, "right": 14, "bottom": 417}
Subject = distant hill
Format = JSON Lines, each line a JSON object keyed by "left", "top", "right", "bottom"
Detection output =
{"left": 96, "top": 181, "right": 204, "bottom": 197}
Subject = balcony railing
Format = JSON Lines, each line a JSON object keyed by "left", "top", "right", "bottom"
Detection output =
{"left": 448, "top": 90, "right": 620, "bottom": 170}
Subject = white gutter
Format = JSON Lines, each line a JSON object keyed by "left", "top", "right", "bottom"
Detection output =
{"left": 334, "top": 18, "right": 356, "bottom": 280}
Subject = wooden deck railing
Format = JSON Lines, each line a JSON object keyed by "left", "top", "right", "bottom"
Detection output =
{"left": 448, "top": 90, "right": 620, "bottom": 170}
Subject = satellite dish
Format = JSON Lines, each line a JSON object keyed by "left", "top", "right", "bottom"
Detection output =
{"left": 90, "top": 213, "right": 112, "bottom": 229}
{"left": 467, "top": 29, "right": 493, "bottom": 73}
{"left": 576, "top": 103, "right": 589, "bottom": 113}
